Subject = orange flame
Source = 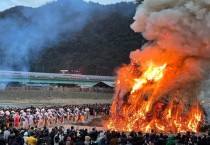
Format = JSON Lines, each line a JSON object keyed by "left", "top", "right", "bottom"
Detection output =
{"left": 106, "top": 61, "right": 203, "bottom": 133}
{"left": 131, "top": 63, "right": 166, "bottom": 94}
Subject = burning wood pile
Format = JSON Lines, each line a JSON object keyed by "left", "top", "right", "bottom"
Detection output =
{"left": 105, "top": 0, "right": 210, "bottom": 133}
{"left": 106, "top": 62, "right": 203, "bottom": 133}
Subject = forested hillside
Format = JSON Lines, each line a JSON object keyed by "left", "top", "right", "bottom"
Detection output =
{"left": 0, "top": 0, "right": 144, "bottom": 75}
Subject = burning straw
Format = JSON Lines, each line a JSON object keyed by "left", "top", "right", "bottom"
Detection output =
{"left": 105, "top": 0, "right": 210, "bottom": 133}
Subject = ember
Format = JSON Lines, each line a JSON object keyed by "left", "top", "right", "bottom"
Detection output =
{"left": 105, "top": 0, "right": 210, "bottom": 133}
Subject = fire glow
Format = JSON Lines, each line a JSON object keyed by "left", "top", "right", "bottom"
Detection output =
{"left": 131, "top": 62, "right": 166, "bottom": 94}
{"left": 106, "top": 61, "right": 203, "bottom": 133}
{"left": 104, "top": 0, "right": 210, "bottom": 133}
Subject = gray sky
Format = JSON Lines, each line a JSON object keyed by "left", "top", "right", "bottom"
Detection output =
{"left": 0, "top": 0, "right": 133, "bottom": 11}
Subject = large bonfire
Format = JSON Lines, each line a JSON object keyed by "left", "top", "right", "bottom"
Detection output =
{"left": 105, "top": 0, "right": 210, "bottom": 133}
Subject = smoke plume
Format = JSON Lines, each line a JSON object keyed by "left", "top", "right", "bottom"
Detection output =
{"left": 0, "top": 0, "right": 95, "bottom": 71}
{"left": 130, "top": 0, "right": 210, "bottom": 103}
{"left": 107, "top": 0, "right": 210, "bottom": 132}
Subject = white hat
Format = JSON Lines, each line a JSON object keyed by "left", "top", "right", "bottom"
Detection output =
{"left": 5, "top": 111, "right": 10, "bottom": 115}
{"left": 0, "top": 110, "right": 4, "bottom": 115}
{"left": 24, "top": 132, "right": 28, "bottom": 136}
{"left": 99, "top": 132, "right": 104, "bottom": 137}
{"left": 36, "top": 108, "right": 40, "bottom": 112}
{"left": 85, "top": 136, "right": 90, "bottom": 141}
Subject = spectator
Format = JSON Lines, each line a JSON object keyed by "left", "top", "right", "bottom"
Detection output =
{"left": 23, "top": 132, "right": 28, "bottom": 144}
{"left": 25, "top": 132, "right": 37, "bottom": 145}
{"left": 166, "top": 135, "right": 176, "bottom": 145}
{"left": 110, "top": 133, "right": 118, "bottom": 145}
{"left": 3, "top": 127, "right": 10, "bottom": 143}
{"left": 66, "top": 136, "right": 72, "bottom": 145}
{"left": 84, "top": 136, "right": 90, "bottom": 145}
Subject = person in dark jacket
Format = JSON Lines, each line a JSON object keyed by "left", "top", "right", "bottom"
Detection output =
{"left": 0, "top": 136, "right": 6, "bottom": 145}
{"left": 50, "top": 128, "right": 57, "bottom": 145}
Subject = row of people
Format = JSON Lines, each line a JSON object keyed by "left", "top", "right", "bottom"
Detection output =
{"left": 0, "top": 103, "right": 111, "bottom": 129}
{"left": 1, "top": 125, "right": 210, "bottom": 145}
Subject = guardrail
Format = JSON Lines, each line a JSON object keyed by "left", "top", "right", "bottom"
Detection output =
{"left": 0, "top": 70, "right": 116, "bottom": 82}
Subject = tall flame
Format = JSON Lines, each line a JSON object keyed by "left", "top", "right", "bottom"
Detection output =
{"left": 131, "top": 62, "right": 166, "bottom": 94}
{"left": 106, "top": 61, "right": 203, "bottom": 133}
{"left": 104, "top": 0, "right": 209, "bottom": 133}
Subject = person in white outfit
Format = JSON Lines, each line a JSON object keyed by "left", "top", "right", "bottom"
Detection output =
{"left": 23, "top": 132, "right": 28, "bottom": 145}
{"left": 3, "top": 127, "right": 10, "bottom": 143}
{"left": 28, "top": 115, "right": 34, "bottom": 127}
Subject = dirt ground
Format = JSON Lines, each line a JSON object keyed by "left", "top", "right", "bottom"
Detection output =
{"left": 0, "top": 89, "right": 112, "bottom": 129}
{"left": 0, "top": 90, "right": 114, "bottom": 107}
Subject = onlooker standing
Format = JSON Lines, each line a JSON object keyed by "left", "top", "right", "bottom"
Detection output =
{"left": 23, "top": 132, "right": 28, "bottom": 145}
{"left": 25, "top": 132, "right": 37, "bottom": 145}
{"left": 3, "top": 127, "right": 10, "bottom": 143}
{"left": 166, "top": 135, "right": 176, "bottom": 145}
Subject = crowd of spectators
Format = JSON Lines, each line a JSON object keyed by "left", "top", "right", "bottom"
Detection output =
{"left": 0, "top": 125, "right": 210, "bottom": 145}
{"left": 0, "top": 103, "right": 209, "bottom": 145}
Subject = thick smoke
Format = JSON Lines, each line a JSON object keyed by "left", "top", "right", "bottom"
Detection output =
{"left": 130, "top": 0, "right": 210, "bottom": 102}
{"left": 107, "top": 0, "right": 210, "bottom": 132}
{"left": 0, "top": 0, "right": 95, "bottom": 71}
{"left": 0, "top": 0, "right": 98, "bottom": 89}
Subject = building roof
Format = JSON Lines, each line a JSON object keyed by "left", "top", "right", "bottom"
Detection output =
{"left": 93, "top": 81, "right": 115, "bottom": 88}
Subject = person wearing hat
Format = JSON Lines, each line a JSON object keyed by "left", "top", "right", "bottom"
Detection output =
{"left": 85, "top": 107, "right": 90, "bottom": 120}
{"left": 14, "top": 112, "right": 20, "bottom": 128}
{"left": 3, "top": 127, "right": 10, "bottom": 143}
{"left": 5, "top": 111, "right": 10, "bottom": 128}
{"left": 96, "top": 132, "right": 105, "bottom": 145}
{"left": 84, "top": 136, "right": 90, "bottom": 145}
{"left": 67, "top": 109, "right": 71, "bottom": 123}
{"left": 59, "top": 108, "right": 65, "bottom": 125}
{"left": 28, "top": 114, "right": 34, "bottom": 128}
{"left": 43, "top": 112, "right": 48, "bottom": 127}
{"left": 22, "top": 112, "right": 29, "bottom": 129}
{"left": 23, "top": 131, "right": 28, "bottom": 144}
{"left": 47, "top": 111, "right": 53, "bottom": 126}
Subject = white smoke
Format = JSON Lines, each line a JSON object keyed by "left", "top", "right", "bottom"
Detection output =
{"left": 131, "top": 0, "right": 210, "bottom": 56}
{"left": 130, "top": 0, "right": 210, "bottom": 121}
